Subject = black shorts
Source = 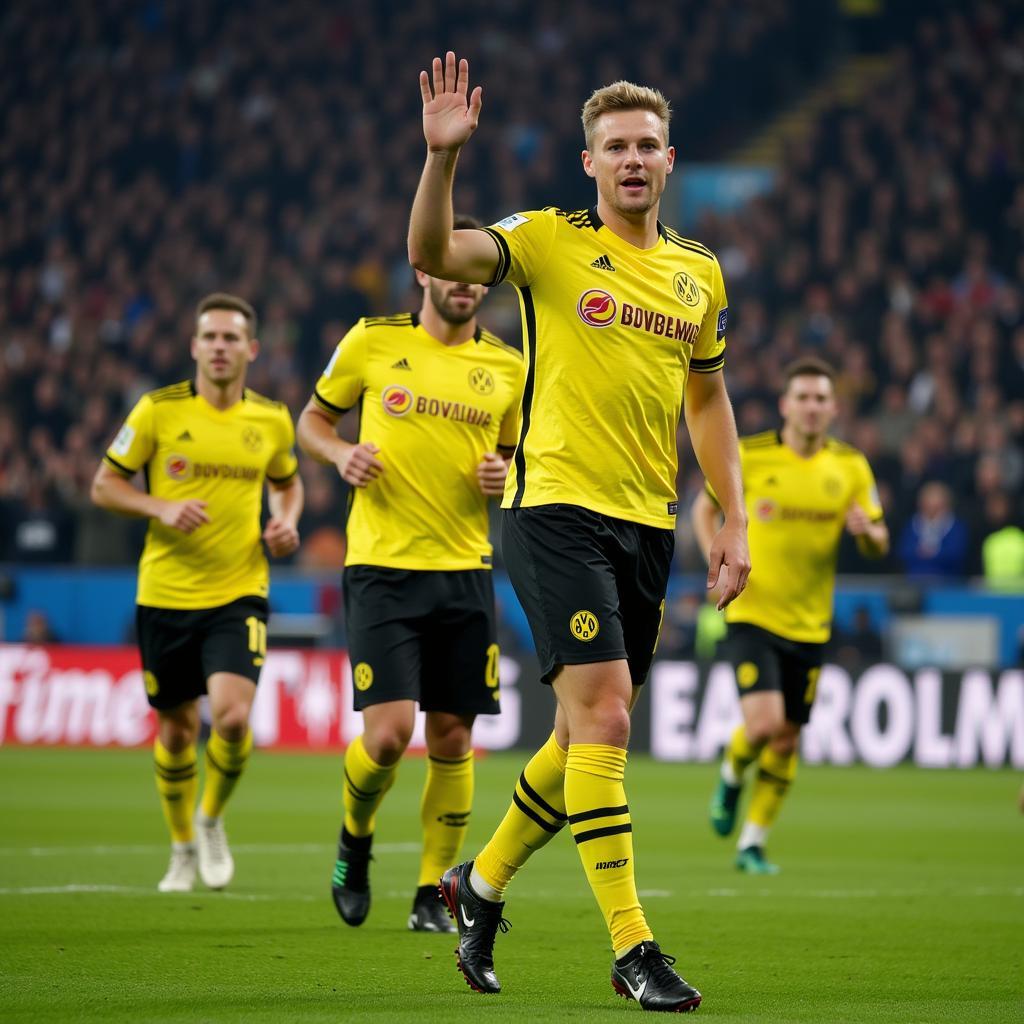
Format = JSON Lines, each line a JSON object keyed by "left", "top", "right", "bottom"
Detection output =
{"left": 342, "top": 565, "right": 500, "bottom": 715}
{"left": 501, "top": 504, "right": 674, "bottom": 686}
{"left": 136, "top": 596, "right": 268, "bottom": 711}
{"left": 727, "top": 622, "right": 825, "bottom": 726}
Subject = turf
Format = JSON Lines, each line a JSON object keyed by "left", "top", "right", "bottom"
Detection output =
{"left": 0, "top": 748, "right": 1020, "bottom": 1023}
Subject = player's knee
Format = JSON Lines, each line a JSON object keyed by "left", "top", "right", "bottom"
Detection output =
{"left": 212, "top": 704, "right": 250, "bottom": 741}
{"left": 575, "top": 699, "right": 631, "bottom": 747}
{"left": 771, "top": 728, "right": 800, "bottom": 757}
{"left": 427, "top": 726, "right": 472, "bottom": 760}
{"left": 364, "top": 723, "right": 413, "bottom": 765}
{"left": 746, "top": 717, "right": 782, "bottom": 747}
{"left": 159, "top": 718, "right": 197, "bottom": 752}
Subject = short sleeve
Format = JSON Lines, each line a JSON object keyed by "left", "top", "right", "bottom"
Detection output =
{"left": 313, "top": 320, "right": 369, "bottom": 415}
{"left": 103, "top": 395, "right": 156, "bottom": 476}
{"left": 852, "top": 453, "right": 884, "bottom": 522}
{"left": 690, "top": 257, "right": 728, "bottom": 374}
{"left": 479, "top": 209, "right": 558, "bottom": 289}
{"left": 267, "top": 408, "right": 299, "bottom": 483}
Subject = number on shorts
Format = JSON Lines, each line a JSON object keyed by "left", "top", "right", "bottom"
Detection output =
{"left": 484, "top": 643, "right": 500, "bottom": 689}
{"left": 804, "top": 666, "right": 820, "bottom": 705}
{"left": 246, "top": 616, "right": 267, "bottom": 657}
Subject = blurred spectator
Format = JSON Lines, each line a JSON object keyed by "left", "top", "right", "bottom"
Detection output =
{"left": 979, "top": 493, "right": 1024, "bottom": 591}
{"left": 831, "top": 604, "right": 884, "bottom": 672}
{"left": 897, "top": 481, "right": 969, "bottom": 579}
{"left": 23, "top": 609, "right": 59, "bottom": 644}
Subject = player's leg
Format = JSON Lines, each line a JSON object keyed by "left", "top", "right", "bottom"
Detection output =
{"left": 710, "top": 625, "right": 785, "bottom": 837}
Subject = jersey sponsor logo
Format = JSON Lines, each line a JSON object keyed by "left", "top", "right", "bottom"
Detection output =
{"left": 570, "top": 609, "right": 600, "bottom": 641}
{"left": 717, "top": 307, "right": 729, "bottom": 339}
{"left": 621, "top": 302, "right": 699, "bottom": 344}
{"left": 111, "top": 424, "right": 135, "bottom": 456}
{"left": 241, "top": 427, "right": 263, "bottom": 452}
{"left": 414, "top": 395, "right": 493, "bottom": 428}
{"left": 468, "top": 367, "right": 495, "bottom": 395}
{"left": 590, "top": 254, "right": 615, "bottom": 271}
{"left": 166, "top": 454, "right": 191, "bottom": 480}
{"left": 382, "top": 385, "right": 414, "bottom": 417}
{"left": 737, "top": 662, "right": 759, "bottom": 688}
{"left": 595, "top": 858, "right": 629, "bottom": 869}
{"left": 391, "top": 357, "right": 412, "bottom": 370}
{"left": 577, "top": 288, "right": 618, "bottom": 328}
{"left": 495, "top": 213, "right": 530, "bottom": 232}
{"left": 755, "top": 498, "right": 778, "bottom": 522}
{"left": 353, "top": 662, "right": 374, "bottom": 691}
{"left": 673, "top": 271, "right": 701, "bottom": 307}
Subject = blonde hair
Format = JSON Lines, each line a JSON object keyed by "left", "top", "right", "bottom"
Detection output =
{"left": 581, "top": 81, "right": 671, "bottom": 149}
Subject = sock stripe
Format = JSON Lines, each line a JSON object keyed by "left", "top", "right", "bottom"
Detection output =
{"left": 205, "top": 749, "right": 242, "bottom": 780}
{"left": 428, "top": 752, "right": 473, "bottom": 765}
{"left": 344, "top": 768, "right": 383, "bottom": 800}
{"left": 519, "top": 772, "right": 568, "bottom": 822}
{"left": 567, "top": 803, "right": 629, "bottom": 825}
{"left": 512, "top": 790, "right": 563, "bottom": 834}
{"left": 757, "top": 769, "right": 792, "bottom": 787}
{"left": 571, "top": 822, "right": 632, "bottom": 846}
{"left": 154, "top": 762, "right": 197, "bottom": 777}
{"left": 156, "top": 767, "right": 197, "bottom": 782}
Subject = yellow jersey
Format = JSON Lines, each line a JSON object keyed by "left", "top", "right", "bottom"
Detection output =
{"left": 313, "top": 313, "right": 524, "bottom": 571}
{"left": 104, "top": 381, "right": 299, "bottom": 610}
{"left": 481, "top": 206, "right": 728, "bottom": 529}
{"left": 707, "top": 431, "right": 884, "bottom": 643}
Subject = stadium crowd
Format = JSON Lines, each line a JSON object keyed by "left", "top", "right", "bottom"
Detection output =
{"left": 0, "top": 0, "right": 1021, "bottom": 586}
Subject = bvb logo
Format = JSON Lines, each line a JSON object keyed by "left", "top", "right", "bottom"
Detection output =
{"left": 241, "top": 427, "right": 263, "bottom": 452}
{"left": 382, "top": 385, "right": 413, "bottom": 417}
{"left": 353, "top": 662, "right": 374, "bottom": 691}
{"left": 143, "top": 671, "right": 160, "bottom": 697}
{"left": 672, "top": 272, "right": 701, "bottom": 308}
{"left": 570, "top": 610, "right": 600, "bottom": 642}
{"left": 737, "top": 662, "right": 759, "bottom": 688}
{"left": 824, "top": 475, "right": 842, "bottom": 497}
{"left": 469, "top": 367, "right": 495, "bottom": 395}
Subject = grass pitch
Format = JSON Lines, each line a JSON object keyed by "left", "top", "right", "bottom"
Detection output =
{"left": 0, "top": 748, "right": 1020, "bottom": 1023}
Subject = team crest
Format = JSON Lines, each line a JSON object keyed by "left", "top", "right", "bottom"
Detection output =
{"left": 469, "top": 367, "right": 495, "bottom": 395}
{"left": 570, "top": 610, "right": 600, "bottom": 641}
{"left": 823, "top": 475, "right": 842, "bottom": 497}
{"left": 143, "top": 671, "right": 160, "bottom": 696}
{"left": 241, "top": 427, "right": 263, "bottom": 452}
{"left": 577, "top": 289, "right": 617, "bottom": 328}
{"left": 353, "top": 662, "right": 374, "bottom": 691}
{"left": 165, "top": 454, "right": 191, "bottom": 480}
{"left": 672, "top": 272, "right": 701, "bottom": 308}
{"left": 737, "top": 662, "right": 759, "bottom": 688}
{"left": 381, "top": 385, "right": 413, "bottom": 417}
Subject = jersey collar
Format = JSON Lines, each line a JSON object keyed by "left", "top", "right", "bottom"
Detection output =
{"left": 411, "top": 310, "right": 484, "bottom": 343}
{"left": 588, "top": 206, "right": 668, "bottom": 248}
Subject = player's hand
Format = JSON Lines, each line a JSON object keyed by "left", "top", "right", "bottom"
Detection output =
{"left": 707, "top": 519, "right": 751, "bottom": 611}
{"left": 338, "top": 443, "right": 384, "bottom": 488}
{"left": 420, "top": 51, "right": 482, "bottom": 153}
{"left": 158, "top": 499, "right": 210, "bottom": 534}
{"left": 477, "top": 452, "right": 509, "bottom": 496}
{"left": 845, "top": 503, "right": 871, "bottom": 536}
{"left": 263, "top": 518, "right": 299, "bottom": 558}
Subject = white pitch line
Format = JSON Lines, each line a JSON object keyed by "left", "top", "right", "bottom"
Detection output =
{"left": 0, "top": 883, "right": 317, "bottom": 901}
{"left": 0, "top": 841, "right": 419, "bottom": 858}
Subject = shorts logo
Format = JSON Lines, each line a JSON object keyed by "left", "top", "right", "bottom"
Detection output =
{"left": 468, "top": 367, "right": 495, "bottom": 395}
{"left": 570, "top": 610, "right": 600, "bottom": 641}
{"left": 673, "top": 271, "right": 701, "bottom": 308}
{"left": 756, "top": 498, "right": 777, "bottom": 522}
{"left": 241, "top": 427, "right": 263, "bottom": 452}
{"left": 165, "top": 454, "right": 191, "bottom": 480}
{"left": 577, "top": 289, "right": 617, "bottom": 328}
{"left": 737, "top": 662, "right": 759, "bottom": 688}
{"left": 382, "top": 385, "right": 413, "bottom": 417}
{"left": 353, "top": 662, "right": 374, "bottom": 691}
{"left": 143, "top": 670, "right": 159, "bottom": 697}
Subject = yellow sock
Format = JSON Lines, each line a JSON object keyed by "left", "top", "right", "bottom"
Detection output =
{"left": 565, "top": 743, "right": 651, "bottom": 958}
{"left": 154, "top": 739, "right": 198, "bottom": 843}
{"left": 746, "top": 746, "right": 798, "bottom": 829}
{"left": 725, "top": 724, "right": 764, "bottom": 784}
{"left": 418, "top": 751, "right": 474, "bottom": 886}
{"left": 200, "top": 728, "right": 253, "bottom": 820}
{"left": 342, "top": 734, "right": 397, "bottom": 838}
{"left": 475, "top": 732, "right": 568, "bottom": 895}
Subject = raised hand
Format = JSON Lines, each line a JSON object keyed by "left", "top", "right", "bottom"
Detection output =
{"left": 419, "top": 51, "right": 482, "bottom": 153}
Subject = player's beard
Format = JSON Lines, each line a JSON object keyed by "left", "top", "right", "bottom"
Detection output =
{"left": 430, "top": 282, "right": 482, "bottom": 325}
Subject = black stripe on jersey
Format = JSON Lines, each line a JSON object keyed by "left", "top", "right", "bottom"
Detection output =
{"left": 664, "top": 228, "right": 715, "bottom": 259}
{"left": 365, "top": 314, "right": 414, "bottom": 329}
{"left": 561, "top": 208, "right": 595, "bottom": 230}
{"left": 480, "top": 228, "right": 511, "bottom": 286}
{"left": 825, "top": 438, "right": 859, "bottom": 456}
{"left": 103, "top": 453, "right": 134, "bottom": 477}
{"left": 740, "top": 430, "right": 782, "bottom": 449}
{"left": 690, "top": 354, "right": 725, "bottom": 373}
{"left": 313, "top": 388, "right": 353, "bottom": 416}
{"left": 150, "top": 381, "right": 194, "bottom": 403}
{"left": 497, "top": 443, "right": 517, "bottom": 455}
{"left": 244, "top": 389, "right": 283, "bottom": 409}
{"left": 511, "top": 285, "right": 538, "bottom": 507}
{"left": 480, "top": 331, "right": 521, "bottom": 358}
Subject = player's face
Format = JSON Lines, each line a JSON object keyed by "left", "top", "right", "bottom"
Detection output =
{"left": 427, "top": 277, "right": 487, "bottom": 325}
{"left": 582, "top": 109, "right": 675, "bottom": 218}
{"left": 780, "top": 374, "right": 837, "bottom": 440}
{"left": 191, "top": 310, "right": 258, "bottom": 385}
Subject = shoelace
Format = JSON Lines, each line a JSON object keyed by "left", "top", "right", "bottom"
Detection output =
{"left": 641, "top": 946, "right": 680, "bottom": 983}
{"left": 204, "top": 822, "right": 228, "bottom": 859}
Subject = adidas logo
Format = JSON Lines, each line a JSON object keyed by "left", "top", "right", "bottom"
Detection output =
{"left": 765, "top": 475, "right": 778, "bottom": 486}
{"left": 391, "top": 358, "right": 411, "bottom": 370}
{"left": 590, "top": 254, "right": 615, "bottom": 271}
{"left": 176, "top": 430, "right": 193, "bottom": 441}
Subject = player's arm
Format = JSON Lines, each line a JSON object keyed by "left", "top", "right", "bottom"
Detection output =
{"left": 684, "top": 370, "right": 750, "bottom": 609}
{"left": 296, "top": 401, "right": 383, "bottom": 488}
{"left": 264, "top": 474, "right": 303, "bottom": 558}
{"left": 846, "top": 504, "right": 889, "bottom": 559}
{"left": 407, "top": 51, "right": 500, "bottom": 284}
{"left": 90, "top": 463, "right": 210, "bottom": 533}
{"left": 476, "top": 452, "right": 511, "bottom": 496}
{"left": 691, "top": 489, "right": 723, "bottom": 563}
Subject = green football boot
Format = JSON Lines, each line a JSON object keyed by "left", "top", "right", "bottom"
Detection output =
{"left": 736, "top": 845, "right": 780, "bottom": 875}
{"left": 709, "top": 778, "right": 742, "bottom": 837}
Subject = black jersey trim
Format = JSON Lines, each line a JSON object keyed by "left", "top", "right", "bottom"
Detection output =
{"left": 365, "top": 313, "right": 415, "bottom": 329}
{"left": 664, "top": 228, "right": 715, "bottom": 259}
{"left": 690, "top": 354, "right": 726, "bottom": 373}
{"left": 266, "top": 466, "right": 299, "bottom": 484}
{"left": 150, "top": 381, "right": 194, "bottom": 403}
{"left": 480, "top": 228, "right": 511, "bottom": 287}
{"left": 312, "top": 389, "right": 352, "bottom": 416}
{"left": 510, "top": 285, "right": 538, "bottom": 507}
{"left": 103, "top": 453, "right": 135, "bottom": 477}
{"left": 480, "top": 331, "right": 522, "bottom": 358}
